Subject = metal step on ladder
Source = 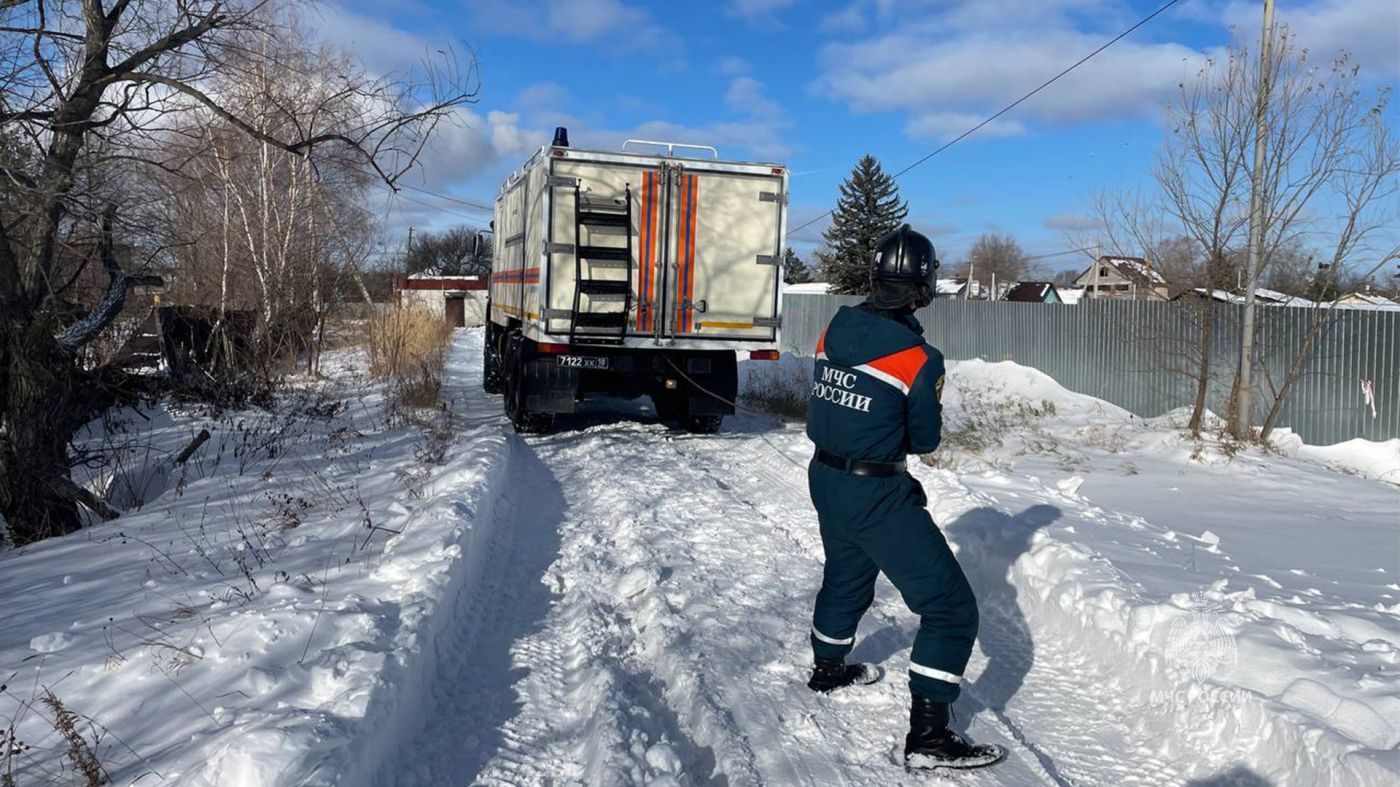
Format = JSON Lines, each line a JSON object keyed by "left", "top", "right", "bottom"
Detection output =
{"left": 569, "top": 184, "right": 634, "bottom": 345}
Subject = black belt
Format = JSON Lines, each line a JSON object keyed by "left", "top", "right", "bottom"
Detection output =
{"left": 815, "top": 449, "right": 906, "bottom": 477}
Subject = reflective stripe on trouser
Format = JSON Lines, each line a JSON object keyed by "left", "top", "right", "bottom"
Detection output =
{"left": 808, "top": 460, "right": 979, "bottom": 702}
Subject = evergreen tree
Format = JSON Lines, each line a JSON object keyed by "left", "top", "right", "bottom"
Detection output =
{"left": 816, "top": 155, "right": 908, "bottom": 295}
{"left": 782, "top": 247, "right": 812, "bottom": 284}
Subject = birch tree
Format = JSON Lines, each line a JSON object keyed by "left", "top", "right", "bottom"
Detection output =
{"left": 0, "top": 0, "right": 475, "bottom": 544}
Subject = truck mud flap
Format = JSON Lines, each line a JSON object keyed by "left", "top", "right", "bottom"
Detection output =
{"left": 523, "top": 357, "right": 579, "bottom": 413}
{"left": 676, "top": 353, "right": 737, "bottom": 416}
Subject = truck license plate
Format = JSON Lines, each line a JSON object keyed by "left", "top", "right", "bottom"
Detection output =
{"left": 557, "top": 355, "right": 609, "bottom": 370}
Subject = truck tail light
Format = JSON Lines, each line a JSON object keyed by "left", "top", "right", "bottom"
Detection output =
{"left": 749, "top": 350, "right": 780, "bottom": 361}
{"left": 537, "top": 342, "right": 569, "bottom": 354}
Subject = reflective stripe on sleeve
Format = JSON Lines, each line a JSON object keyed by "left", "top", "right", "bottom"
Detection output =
{"left": 908, "top": 661, "right": 962, "bottom": 684}
{"left": 811, "top": 626, "right": 854, "bottom": 646}
{"left": 853, "top": 362, "right": 909, "bottom": 395}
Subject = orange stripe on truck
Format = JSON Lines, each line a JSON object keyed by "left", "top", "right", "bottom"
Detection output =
{"left": 642, "top": 171, "right": 660, "bottom": 333}
{"left": 677, "top": 174, "right": 700, "bottom": 333}
{"left": 676, "top": 174, "right": 688, "bottom": 332}
{"left": 638, "top": 173, "right": 650, "bottom": 332}
{"left": 688, "top": 174, "right": 699, "bottom": 332}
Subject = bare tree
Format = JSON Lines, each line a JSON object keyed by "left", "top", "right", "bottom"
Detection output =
{"left": 1255, "top": 99, "right": 1399, "bottom": 440}
{"left": 0, "top": 0, "right": 476, "bottom": 544}
{"left": 955, "top": 232, "right": 1032, "bottom": 290}
{"left": 1228, "top": 34, "right": 1397, "bottom": 437}
{"left": 1093, "top": 41, "right": 1255, "bottom": 436}
{"left": 405, "top": 225, "right": 492, "bottom": 277}
{"left": 1095, "top": 33, "right": 1396, "bottom": 440}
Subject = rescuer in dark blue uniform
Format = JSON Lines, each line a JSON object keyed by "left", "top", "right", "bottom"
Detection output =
{"left": 804, "top": 225, "right": 1003, "bottom": 770}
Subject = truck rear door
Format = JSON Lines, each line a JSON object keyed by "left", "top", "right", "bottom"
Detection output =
{"left": 656, "top": 166, "right": 784, "bottom": 343}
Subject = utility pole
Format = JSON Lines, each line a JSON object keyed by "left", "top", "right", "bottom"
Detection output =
{"left": 1235, "top": 0, "right": 1275, "bottom": 440}
{"left": 406, "top": 226, "right": 415, "bottom": 270}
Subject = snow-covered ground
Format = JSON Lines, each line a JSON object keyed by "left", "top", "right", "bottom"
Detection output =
{"left": 3, "top": 330, "right": 1396, "bottom": 785}
{"left": 0, "top": 337, "right": 513, "bottom": 785}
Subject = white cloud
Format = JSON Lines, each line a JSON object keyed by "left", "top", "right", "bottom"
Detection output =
{"left": 716, "top": 56, "right": 751, "bottom": 77}
{"left": 513, "top": 82, "right": 570, "bottom": 112}
{"left": 487, "top": 110, "right": 550, "bottom": 158}
{"left": 813, "top": 0, "right": 1210, "bottom": 140}
{"left": 817, "top": 0, "right": 1397, "bottom": 142}
{"left": 726, "top": 0, "right": 799, "bottom": 22}
{"left": 517, "top": 74, "right": 793, "bottom": 162}
{"left": 904, "top": 112, "right": 1026, "bottom": 141}
{"left": 1220, "top": 0, "right": 1400, "bottom": 79}
{"left": 819, "top": 2, "right": 869, "bottom": 34}
{"left": 468, "top": 0, "right": 673, "bottom": 50}
{"left": 309, "top": 4, "right": 434, "bottom": 76}
{"left": 725, "top": 75, "right": 783, "bottom": 124}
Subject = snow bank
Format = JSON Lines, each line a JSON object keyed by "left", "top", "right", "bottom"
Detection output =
{"left": 748, "top": 346, "right": 1398, "bottom": 782}
{"left": 1270, "top": 432, "right": 1400, "bottom": 486}
{"left": 919, "top": 358, "right": 1399, "bottom": 783}
{"left": 0, "top": 331, "right": 514, "bottom": 787}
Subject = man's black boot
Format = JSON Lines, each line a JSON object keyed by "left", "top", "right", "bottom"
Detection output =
{"left": 806, "top": 657, "right": 884, "bottom": 693}
{"left": 904, "top": 696, "right": 1005, "bottom": 770}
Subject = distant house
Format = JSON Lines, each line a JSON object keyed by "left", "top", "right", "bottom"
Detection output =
{"left": 1072, "top": 256, "right": 1169, "bottom": 300}
{"left": 1001, "top": 282, "right": 1062, "bottom": 303}
{"left": 1336, "top": 290, "right": 1400, "bottom": 308}
{"left": 1172, "top": 288, "right": 1318, "bottom": 308}
{"left": 394, "top": 274, "right": 488, "bottom": 328}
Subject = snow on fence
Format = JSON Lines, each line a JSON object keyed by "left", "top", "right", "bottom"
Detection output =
{"left": 781, "top": 293, "right": 1399, "bottom": 445}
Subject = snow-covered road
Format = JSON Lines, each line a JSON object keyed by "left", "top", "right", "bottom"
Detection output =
{"left": 388, "top": 330, "right": 1397, "bottom": 786}
{"left": 394, "top": 397, "right": 1066, "bottom": 786}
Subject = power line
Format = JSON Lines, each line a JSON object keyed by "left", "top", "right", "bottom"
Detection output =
{"left": 1025, "top": 247, "right": 1097, "bottom": 262}
{"left": 786, "top": 0, "right": 1186, "bottom": 239}
{"left": 393, "top": 191, "right": 491, "bottom": 223}
{"left": 402, "top": 184, "right": 494, "bottom": 213}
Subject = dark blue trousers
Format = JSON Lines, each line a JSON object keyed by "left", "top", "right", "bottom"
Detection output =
{"left": 808, "top": 461, "right": 978, "bottom": 702}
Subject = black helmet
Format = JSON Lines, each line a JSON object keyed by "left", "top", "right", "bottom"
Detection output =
{"left": 869, "top": 224, "right": 938, "bottom": 309}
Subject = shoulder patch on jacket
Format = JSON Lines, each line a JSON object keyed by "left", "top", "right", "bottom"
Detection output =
{"left": 853, "top": 346, "right": 928, "bottom": 395}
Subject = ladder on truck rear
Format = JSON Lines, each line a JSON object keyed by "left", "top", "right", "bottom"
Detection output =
{"left": 569, "top": 184, "right": 634, "bottom": 345}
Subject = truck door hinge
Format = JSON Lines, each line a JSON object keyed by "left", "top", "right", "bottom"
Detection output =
{"left": 548, "top": 175, "right": 578, "bottom": 188}
{"left": 755, "top": 254, "right": 778, "bottom": 266}
{"left": 548, "top": 242, "right": 575, "bottom": 255}
{"left": 754, "top": 316, "right": 781, "bottom": 328}
{"left": 759, "top": 191, "right": 787, "bottom": 204}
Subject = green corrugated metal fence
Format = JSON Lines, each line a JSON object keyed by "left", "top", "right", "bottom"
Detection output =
{"left": 780, "top": 294, "right": 1399, "bottom": 445}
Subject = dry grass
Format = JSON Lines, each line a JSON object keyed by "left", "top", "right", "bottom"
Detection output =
{"left": 367, "top": 307, "right": 452, "bottom": 409}
{"left": 740, "top": 362, "right": 812, "bottom": 421}
{"left": 38, "top": 692, "right": 105, "bottom": 787}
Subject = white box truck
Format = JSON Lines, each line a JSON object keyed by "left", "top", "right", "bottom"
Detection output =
{"left": 484, "top": 131, "right": 786, "bottom": 433}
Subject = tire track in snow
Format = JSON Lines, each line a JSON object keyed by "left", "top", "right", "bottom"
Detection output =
{"left": 391, "top": 438, "right": 574, "bottom": 786}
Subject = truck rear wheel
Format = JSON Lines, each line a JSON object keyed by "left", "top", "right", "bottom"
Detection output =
{"left": 483, "top": 326, "right": 505, "bottom": 394}
{"left": 504, "top": 334, "right": 554, "bottom": 433}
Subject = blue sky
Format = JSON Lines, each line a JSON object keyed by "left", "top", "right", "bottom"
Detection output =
{"left": 316, "top": 0, "right": 1399, "bottom": 275}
